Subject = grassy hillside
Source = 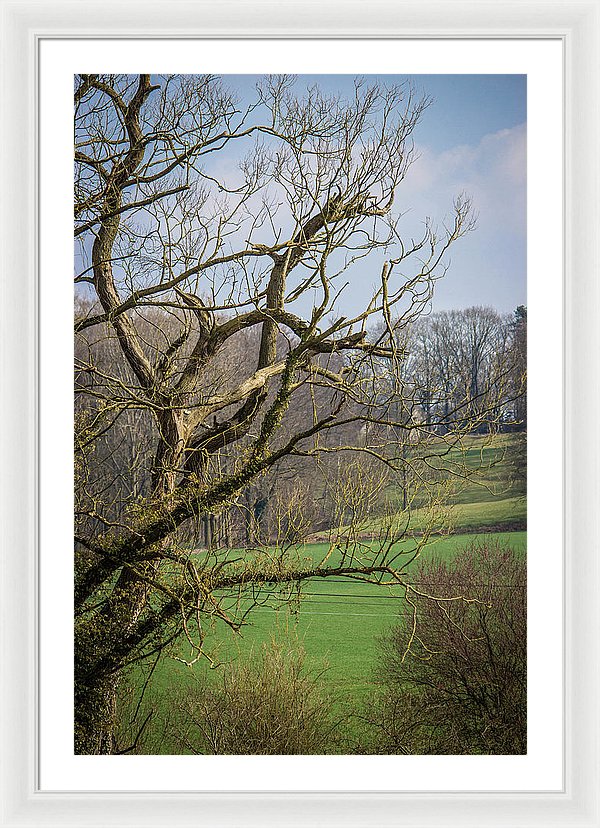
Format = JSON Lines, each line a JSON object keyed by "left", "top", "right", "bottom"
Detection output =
{"left": 351, "top": 432, "right": 526, "bottom": 535}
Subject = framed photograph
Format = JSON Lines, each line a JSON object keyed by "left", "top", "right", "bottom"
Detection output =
{"left": 1, "top": 1, "right": 598, "bottom": 826}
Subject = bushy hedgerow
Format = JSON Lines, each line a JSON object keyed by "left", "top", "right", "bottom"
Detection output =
{"left": 373, "top": 539, "right": 526, "bottom": 754}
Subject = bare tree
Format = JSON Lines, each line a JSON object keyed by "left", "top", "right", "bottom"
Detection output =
{"left": 509, "top": 305, "right": 527, "bottom": 430}
{"left": 74, "top": 73, "right": 480, "bottom": 753}
{"left": 403, "top": 307, "right": 514, "bottom": 434}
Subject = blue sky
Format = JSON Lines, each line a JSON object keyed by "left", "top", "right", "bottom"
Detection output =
{"left": 77, "top": 74, "right": 526, "bottom": 317}
{"left": 221, "top": 74, "right": 527, "bottom": 315}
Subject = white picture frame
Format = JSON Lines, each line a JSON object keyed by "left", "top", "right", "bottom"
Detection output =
{"left": 1, "top": 0, "right": 598, "bottom": 825}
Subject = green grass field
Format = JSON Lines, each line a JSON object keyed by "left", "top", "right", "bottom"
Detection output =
{"left": 198, "top": 531, "right": 527, "bottom": 693}
{"left": 123, "top": 530, "right": 526, "bottom": 753}
{"left": 119, "top": 433, "right": 526, "bottom": 753}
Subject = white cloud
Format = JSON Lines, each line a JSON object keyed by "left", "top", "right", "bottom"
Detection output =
{"left": 399, "top": 122, "right": 526, "bottom": 238}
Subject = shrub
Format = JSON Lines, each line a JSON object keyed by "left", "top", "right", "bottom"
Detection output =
{"left": 374, "top": 538, "right": 526, "bottom": 754}
{"left": 170, "top": 639, "right": 341, "bottom": 754}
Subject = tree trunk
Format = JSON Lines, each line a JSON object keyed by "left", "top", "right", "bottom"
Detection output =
{"left": 223, "top": 511, "right": 231, "bottom": 548}
{"left": 243, "top": 490, "right": 253, "bottom": 546}
{"left": 202, "top": 514, "right": 213, "bottom": 548}
{"left": 74, "top": 564, "right": 159, "bottom": 754}
{"left": 74, "top": 671, "right": 119, "bottom": 754}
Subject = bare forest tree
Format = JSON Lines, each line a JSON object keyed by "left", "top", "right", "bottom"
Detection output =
{"left": 74, "top": 74, "right": 518, "bottom": 754}
{"left": 400, "top": 307, "right": 517, "bottom": 433}
{"left": 510, "top": 305, "right": 527, "bottom": 429}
